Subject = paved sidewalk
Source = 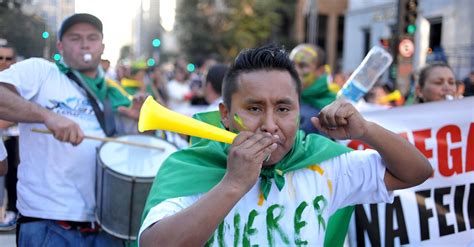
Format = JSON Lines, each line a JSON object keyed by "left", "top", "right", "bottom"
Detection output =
{"left": 0, "top": 230, "right": 15, "bottom": 247}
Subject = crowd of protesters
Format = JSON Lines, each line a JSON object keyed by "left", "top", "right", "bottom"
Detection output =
{"left": 0, "top": 11, "right": 472, "bottom": 247}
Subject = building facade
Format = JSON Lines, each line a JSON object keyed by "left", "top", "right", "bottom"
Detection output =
{"left": 132, "top": 0, "right": 165, "bottom": 63}
{"left": 22, "top": 0, "right": 75, "bottom": 37}
{"left": 343, "top": 0, "right": 474, "bottom": 80}
{"left": 295, "top": 0, "right": 348, "bottom": 72}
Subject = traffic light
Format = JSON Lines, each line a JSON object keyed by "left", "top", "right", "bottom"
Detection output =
{"left": 42, "top": 31, "right": 50, "bottom": 39}
{"left": 152, "top": 38, "right": 161, "bottom": 48}
{"left": 404, "top": 0, "right": 418, "bottom": 35}
{"left": 186, "top": 63, "right": 195, "bottom": 72}
{"left": 147, "top": 58, "right": 156, "bottom": 67}
{"left": 53, "top": 53, "right": 61, "bottom": 61}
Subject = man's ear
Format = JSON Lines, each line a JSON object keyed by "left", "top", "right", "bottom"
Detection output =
{"left": 56, "top": 41, "right": 63, "bottom": 54}
{"left": 204, "top": 82, "right": 212, "bottom": 95}
{"left": 219, "top": 102, "right": 230, "bottom": 129}
{"left": 316, "top": 65, "right": 326, "bottom": 77}
{"left": 415, "top": 84, "right": 423, "bottom": 99}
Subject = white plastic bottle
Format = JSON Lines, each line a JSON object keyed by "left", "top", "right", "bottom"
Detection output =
{"left": 337, "top": 46, "right": 393, "bottom": 102}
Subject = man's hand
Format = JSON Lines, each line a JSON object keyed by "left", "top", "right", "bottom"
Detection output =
{"left": 117, "top": 93, "right": 147, "bottom": 120}
{"left": 140, "top": 130, "right": 278, "bottom": 247}
{"left": 43, "top": 111, "right": 84, "bottom": 146}
{"left": 0, "top": 119, "right": 14, "bottom": 129}
{"left": 223, "top": 130, "right": 278, "bottom": 193}
{"left": 311, "top": 99, "right": 369, "bottom": 140}
{"left": 0, "top": 159, "right": 7, "bottom": 176}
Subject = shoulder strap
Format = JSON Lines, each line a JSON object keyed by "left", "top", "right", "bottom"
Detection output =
{"left": 65, "top": 71, "right": 116, "bottom": 137}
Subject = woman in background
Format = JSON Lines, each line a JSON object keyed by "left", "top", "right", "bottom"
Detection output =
{"left": 415, "top": 62, "right": 456, "bottom": 103}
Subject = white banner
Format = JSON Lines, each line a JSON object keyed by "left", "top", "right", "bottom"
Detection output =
{"left": 346, "top": 97, "right": 474, "bottom": 246}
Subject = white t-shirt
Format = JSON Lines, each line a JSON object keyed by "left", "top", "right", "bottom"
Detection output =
{"left": 205, "top": 97, "right": 222, "bottom": 112}
{"left": 166, "top": 79, "right": 191, "bottom": 112}
{"left": 0, "top": 58, "right": 104, "bottom": 221}
{"left": 140, "top": 150, "right": 394, "bottom": 246}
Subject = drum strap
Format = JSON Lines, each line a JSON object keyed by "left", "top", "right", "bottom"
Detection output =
{"left": 65, "top": 71, "right": 116, "bottom": 137}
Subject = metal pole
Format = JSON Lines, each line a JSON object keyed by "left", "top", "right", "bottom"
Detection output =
{"left": 306, "top": 0, "right": 318, "bottom": 44}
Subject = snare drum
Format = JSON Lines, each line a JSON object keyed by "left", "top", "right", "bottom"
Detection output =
{"left": 96, "top": 135, "right": 177, "bottom": 240}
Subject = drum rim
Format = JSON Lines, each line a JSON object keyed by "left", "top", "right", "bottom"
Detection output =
{"left": 95, "top": 216, "right": 138, "bottom": 241}
{"left": 97, "top": 134, "right": 179, "bottom": 179}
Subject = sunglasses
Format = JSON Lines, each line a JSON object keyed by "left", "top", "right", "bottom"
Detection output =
{"left": 0, "top": 56, "right": 13, "bottom": 61}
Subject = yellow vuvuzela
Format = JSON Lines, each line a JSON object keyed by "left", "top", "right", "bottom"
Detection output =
{"left": 378, "top": 89, "right": 402, "bottom": 104}
{"left": 138, "top": 96, "right": 237, "bottom": 144}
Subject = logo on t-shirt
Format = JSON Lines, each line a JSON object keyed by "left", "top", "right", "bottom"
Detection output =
{"left": 46, "top": 97, "right": 100, "bottom": 131}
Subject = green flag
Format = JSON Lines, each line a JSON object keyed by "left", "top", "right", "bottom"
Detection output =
{"left": 56, "top": 61, "right": 131, "bottom": 110}
{"left": 141, "top": 111, "right": 354, "bottom": 246}
{"left": 301, "top": 74, "right": 337, "bottom": 110}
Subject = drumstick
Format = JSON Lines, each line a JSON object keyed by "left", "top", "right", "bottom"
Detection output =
{"left": 31, "top": 128, "right": 165, "bottom": 151}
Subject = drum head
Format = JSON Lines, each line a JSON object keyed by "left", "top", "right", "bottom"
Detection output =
{"left": 98, "top": 135, "right": 177, "bottom": 178}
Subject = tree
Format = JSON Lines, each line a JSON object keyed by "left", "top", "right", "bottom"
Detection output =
{"left": 175, "top": 0, "right": 215, "bottom": 61}
{"left": 0, "top": 0, "right": 22, "bottom": 9}
{"left": 119, "top": 45, "right": 132, "bottom": 60}
{"left": 0, "top": 7, "right": 54, "bottom": 58}
{"left": 175, "top": 0, "right": 296, "bottom": 62}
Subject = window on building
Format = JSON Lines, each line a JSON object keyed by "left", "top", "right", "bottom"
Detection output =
{"left": 336, "top": 15, "right": 345, "bottom": 70}
{"left": 426, "top": 17, "right": 447, "bottom": 63}
{"left": 316, "top": 14, "right": 328, "bottom": 50}
{"left": 362, "top": 28, "right": 371, "bottom": 56}
{"left": 428, "top": 17, "right": 442, "bottom": 49}
{"left": 304, "top": 13, "right": 327, "bottom": 49}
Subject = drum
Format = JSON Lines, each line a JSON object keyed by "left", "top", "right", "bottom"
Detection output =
{"left": 96, "top": 135, "right": 177, "bottom": 240}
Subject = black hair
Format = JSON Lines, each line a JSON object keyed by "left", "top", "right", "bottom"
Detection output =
{"left": 0, "top": 44, "right": 17, "bottom": 58}
{"left": 416, "top": 61, "right": 454, "bottom": 103}
{"left": 222, "top": 44, "right": 301, "bottom": 108}
{"left": 418, "top": 62, "right": 453, "bottom": 89}
{"left": 206, "top": 64, "right": 228, "bottom": 94}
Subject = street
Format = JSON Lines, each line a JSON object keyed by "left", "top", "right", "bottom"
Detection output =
{"left": 0, "top": 229, "right": 15, "bottom": 247}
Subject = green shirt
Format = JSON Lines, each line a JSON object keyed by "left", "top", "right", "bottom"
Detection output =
{"left": 56, "top": 61, "right": 131, "bottom": 111}
{"left": 301, "top": 74, "right": 337, "bottom": 110}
